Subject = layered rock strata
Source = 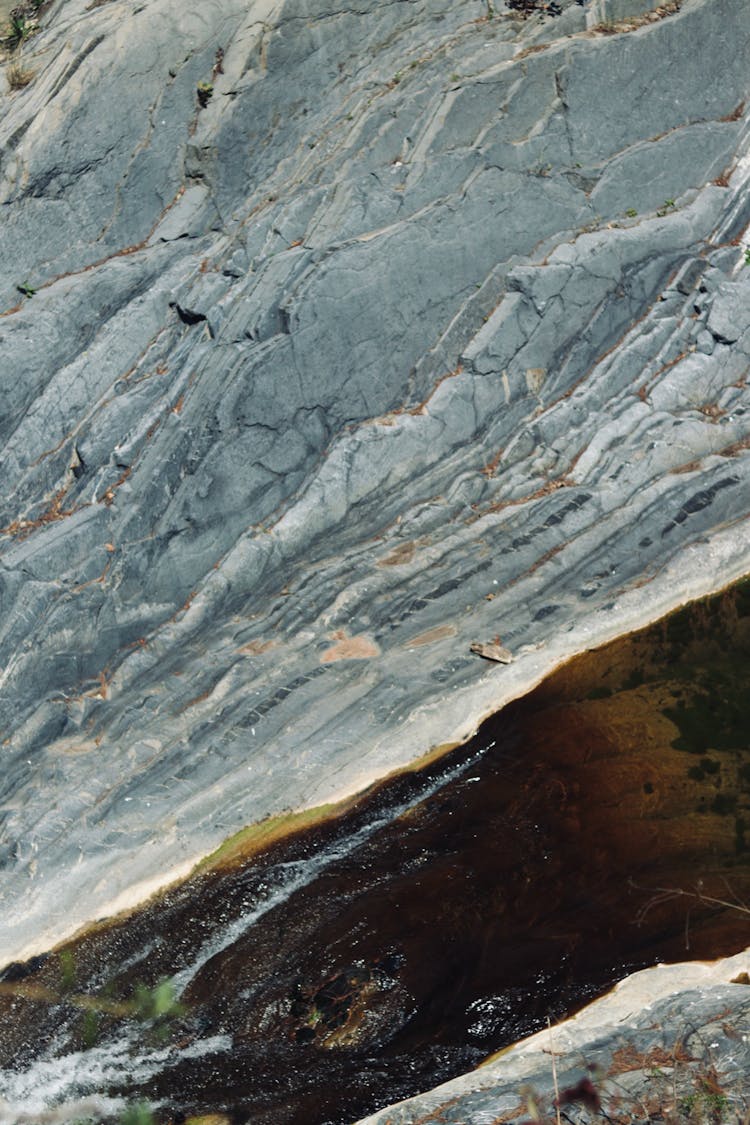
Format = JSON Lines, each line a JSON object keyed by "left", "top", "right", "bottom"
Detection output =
{"left": 0, "top": 0, "right": 749, "bottom": 968}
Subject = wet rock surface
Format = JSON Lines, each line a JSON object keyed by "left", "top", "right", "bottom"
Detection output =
{"left": 1, "top": 584, "right": 749, "bottom": 1123}
{"left": 1, "top": 0, "right": 750, "bottom": 996}
{"left": 359, "top": 970, "right": 750, "bottom": 1125}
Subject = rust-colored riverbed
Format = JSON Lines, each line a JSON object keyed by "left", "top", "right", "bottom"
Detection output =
{"left": 1, "top": 580, "right": 750, "bottom": 1124}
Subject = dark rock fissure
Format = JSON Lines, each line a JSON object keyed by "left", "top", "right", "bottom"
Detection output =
{"left": 2, "top": 577, "right": 750, "bottom": 1124}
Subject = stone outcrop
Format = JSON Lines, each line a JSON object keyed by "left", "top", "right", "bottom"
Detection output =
{"left": 1, "top": 0, "right": 749, "bottom": 982}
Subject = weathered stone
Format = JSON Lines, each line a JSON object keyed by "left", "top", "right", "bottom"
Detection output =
{"left": 706, "top": 275, "right": 750, "bottom": 345}
{"left": 0, "top": 0, "right": 748, "bottom": 1007}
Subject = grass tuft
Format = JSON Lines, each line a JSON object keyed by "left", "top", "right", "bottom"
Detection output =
{"left": 6, "top": 60, "right": 34, "bottom": 88}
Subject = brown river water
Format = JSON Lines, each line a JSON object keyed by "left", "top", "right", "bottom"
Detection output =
{"left": 1, "top": 579, "right": 750, "bottom": 1124}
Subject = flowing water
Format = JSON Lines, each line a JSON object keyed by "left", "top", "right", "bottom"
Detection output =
{"left": 2, "top": 579, "right": 750, "bottom": 1124}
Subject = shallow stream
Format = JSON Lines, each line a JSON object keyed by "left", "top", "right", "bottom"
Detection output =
{"left": 2, "top": 580, "right": 750, "bottom": 1124}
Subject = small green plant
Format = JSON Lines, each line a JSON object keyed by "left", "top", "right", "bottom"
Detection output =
{"left": 743, "top": 247, "right": 750, "bottom": 266}
{"left": 81, "top": 1008, "right": 100, "bottom": 1049}
{"left": 0, "top": 965, "right": 182, "bottom": 1120}
{"left": 16, "top": 281, "right": 35, "bottom": 298}
{"left": 196, "top": 80, "right": 213, "bottom": 108}
{"left": 681, "top": 1089, "right": 729, "bottom": 1121}
{"left": 656, "top": 198, "right": 676, "bottom": 217}
{"left": 5, "top": 11, "right": 29, "bottom": 48}
{"left": 131, "top": 977, "right": 185, "bottom": 1041}
{"left": 306, "top": 1004, "right": 323, "bottom": 1028}
{"left": 0, "top": 969, "right": 187, "bottom": 1046}
{"left": 119, "top": 1103, "right": 156, "bottom": 1125}
{"left": 625, "top": 207, "right": 638, "bottom": 218}
{"left": 59, "top": 949, "right": 77, "bottom": 993}
{"left": 71, "top": 1107, "right": 155, "bottom": 1125}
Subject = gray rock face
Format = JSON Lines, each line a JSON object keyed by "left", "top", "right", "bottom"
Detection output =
{"left": 0, "top": 0, "right": 749, "bottom": 967}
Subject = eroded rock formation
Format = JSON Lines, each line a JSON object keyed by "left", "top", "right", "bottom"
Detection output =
{"left": 1, "top": 0, "right": 749, "bottom": 1004}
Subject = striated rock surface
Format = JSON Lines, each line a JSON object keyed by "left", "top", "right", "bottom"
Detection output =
{"left": 1, "top": 0, "right": 750, "bottom": 971}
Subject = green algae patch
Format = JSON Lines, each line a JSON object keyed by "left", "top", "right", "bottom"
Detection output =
{"left": 194, "top": 737, "right": 465, "bottom": 875}
{"left": 193, "top": 803, "right": 344, "bottom": 874}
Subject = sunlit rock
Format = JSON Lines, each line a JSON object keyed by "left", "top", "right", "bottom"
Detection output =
{"left": 0, "top": 0, "right": 749, "bottom": 1016}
